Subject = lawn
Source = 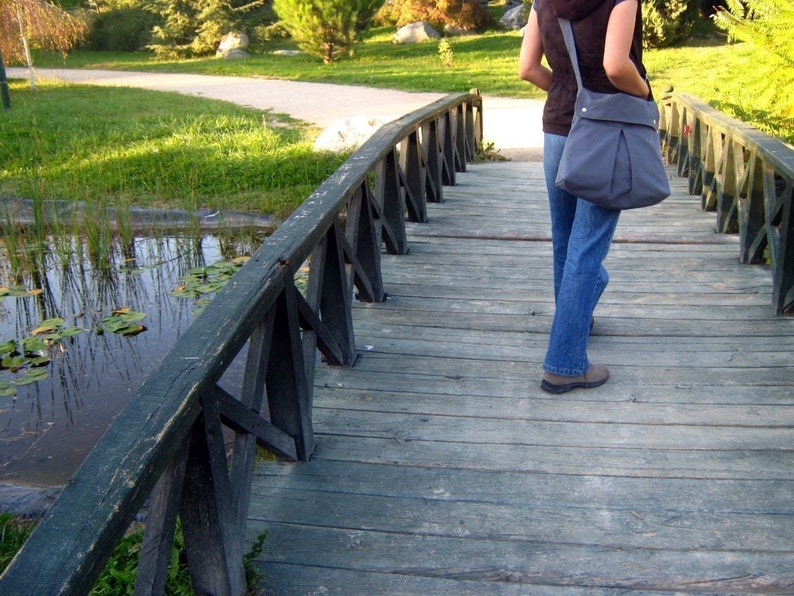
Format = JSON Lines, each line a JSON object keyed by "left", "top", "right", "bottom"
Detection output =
{"left": 3, "top": 17, "right": 791, "bottom": 222}
{"left": 28, "top": 21, "right": 793, "bottom": 143}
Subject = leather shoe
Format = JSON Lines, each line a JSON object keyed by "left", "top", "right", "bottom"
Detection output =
{"left": 541, "top": 364, "right": 609, "bottom": 394}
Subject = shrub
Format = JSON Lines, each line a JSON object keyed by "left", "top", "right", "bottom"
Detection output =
{"left": 642, "top": 0, "right": 701, "bottom": 48}
{"left": 146, "top": 0, "right": 276, "bottom": 59}
{"left": 273, "top": 0, "right": 385, "bottom": 64}
{"left": 85, "top": 7, "right": 160, "bottom": 51}
{"left": 375, "top": 0, "right": 493, "bottom": 32}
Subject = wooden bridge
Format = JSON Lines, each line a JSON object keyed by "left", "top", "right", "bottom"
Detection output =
{"left": 2, "top": 92, "right": 793, "bottom": 594}
{"left": 248, "top": 159, "right": 794, "bottom": 593}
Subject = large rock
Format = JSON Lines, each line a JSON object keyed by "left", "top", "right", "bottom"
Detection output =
{"left": 216, "top": 32, "right": 249, "bottom": 57}
{"left": 222, "top": 49, "right": 250, "bottom": 60}
{"left": 314, "top": 116, "right": 385, "bottom": 153}
{"left": 499, "top": 4, "right": 529, "bottom": 30}
{"left": 393, "top": 21, "right": 441, "bottom": 44}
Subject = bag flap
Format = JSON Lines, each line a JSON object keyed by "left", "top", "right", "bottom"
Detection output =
{"left": 574, "top": 89, "right": 660, "bottom": 129}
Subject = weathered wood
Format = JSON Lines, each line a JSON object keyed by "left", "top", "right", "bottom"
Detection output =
{"left": 249, "top": 160, "right": 794, "bottom": 593}
{"left": 346, "top": 182, "right": 386, "bottom": 302}
{"left": 374, "top": 150, "right": 409, "bottom": 254}
{"left": 400, "top": 130, "right": 428, "bottom": 223}
{"left": 0, "top": 91, "right": 483, "bottom": 595}
{"left": 659, "top": 92, "right": 794, "bottom": 314}
{"left": 422, "top": 118, "right": 443, "bottom": 203}
{"left": 180, "top": 407, "right": 245, "bottom": 596}
{"left": 134, "top": 448, "right": 188, "bottom": 596}
{"left": 215, "top": 387, "right": 297, "bottom": 461}
{"left": 265, "top": 279, "right": 314, "bottom": 461}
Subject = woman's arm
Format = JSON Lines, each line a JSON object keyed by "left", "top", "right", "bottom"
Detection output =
{"left": 518, "top": 8, "right": 552, "bottom": 91}
{"left": 603, "top": 0, "right": 650, "bottom": 98}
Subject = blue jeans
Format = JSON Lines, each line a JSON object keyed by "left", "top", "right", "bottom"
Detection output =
{"left": 542, "top": 133, "right": 620, "bottom": 376}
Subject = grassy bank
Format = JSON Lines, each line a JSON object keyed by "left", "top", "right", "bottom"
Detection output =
{"left": 0, "top": 81, "right": 346, "bottom": 220}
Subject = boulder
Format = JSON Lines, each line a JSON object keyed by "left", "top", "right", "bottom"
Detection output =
{"left": 216, "top": 31, "right": 249, "bottom": 57}
{"left": 444, "top": 24, "right": 477, "bottom": 37}
{"left": 222, "top": 49, "right": 250, "bottom": 60}
{"left": 499, "top": 4, "right": 529, "bottom": 30}
{"left": 393, "top": 21, "right": 441, "bottom": 44}
{"left": 314, "top": 116, "right": 385, "bottom": 153}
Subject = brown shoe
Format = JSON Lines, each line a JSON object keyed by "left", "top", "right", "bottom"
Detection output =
{"left": 541, "top": 364, "right": 609, "bottom": 394}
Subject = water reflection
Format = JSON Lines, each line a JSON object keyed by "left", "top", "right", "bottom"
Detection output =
{"left": 0, "top": 232, "right": 264, "bottom": 487}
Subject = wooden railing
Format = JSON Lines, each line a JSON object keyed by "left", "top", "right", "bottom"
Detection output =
{"left": 0, "top": 91, "right": 482, "bottom": 595}
{"left": 658, "top": 92, "right": 794, "bottom": 315}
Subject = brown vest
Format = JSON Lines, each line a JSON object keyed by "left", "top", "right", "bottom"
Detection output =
{"left": 536, "top": 0, "right": 646, "bottom": 135}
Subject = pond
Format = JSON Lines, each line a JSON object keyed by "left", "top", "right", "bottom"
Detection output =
{"left": 0, "top": 227, "right": 268, "bottom": 488}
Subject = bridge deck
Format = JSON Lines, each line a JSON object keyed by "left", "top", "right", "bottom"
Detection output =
{"left": 248, "top": 160, "right": 794, "bottom": 594}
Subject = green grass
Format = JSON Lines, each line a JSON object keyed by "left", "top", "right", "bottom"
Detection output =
{"left": 0, "top": 81, "right": 347, "bottom": 220}
{"left": 3, "top": 19, "right": 790, "bottom": 221}
{"left": 0, "top": 513, "right": 265, "bottom": 594}
{"left": 27, "top": 22, "right": 794, "bottom": 144}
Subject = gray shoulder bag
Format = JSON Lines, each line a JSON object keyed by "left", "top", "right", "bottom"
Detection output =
{"left": 554, "top": 17, "right": 670, "bottom": 210}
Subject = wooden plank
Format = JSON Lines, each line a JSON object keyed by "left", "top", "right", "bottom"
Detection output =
{"left": 254, "top": 523, "right": 794, "bottom": 592}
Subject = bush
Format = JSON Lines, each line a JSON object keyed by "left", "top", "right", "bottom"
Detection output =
{"left": 273, "top": 0, "right": 385, "bottom": 64}
{"left": 642, "top": 0, "right": 701, "bottom": 48}
{"left": 85, "top": 7, "right": 160, "bottom": 51}
{"left": 375, "top": 0, "right": 493, "bottom": 32}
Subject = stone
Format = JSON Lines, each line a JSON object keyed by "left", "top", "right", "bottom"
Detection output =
{"left": 222, "top": 49, "right": 250, "bottom": 60}
{"left": 499, "top": 4, "right": 529, "bottom": 30}
{"left": 393, "top": 21, "right": 441, "bottom": 44}
{"left": 0, "top": 483, "right": 63, "bottom": 517}
{"left": 216, "top": 31, "right": 249, "bottom": 57}
{"left": 444, "top": 24, "right": 477, "bottom": 37}
{"left": 273, "top": 49, "right": 301, "bottom": 56}
{"left": 314, "top": 116, "right": 385, "bottom": 153}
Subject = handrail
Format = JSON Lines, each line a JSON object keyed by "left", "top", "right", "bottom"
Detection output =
{"left": 658, "top": 92, "right": 794, "bottom": 315}
{"left": 0, "top": 91, "right": 482, "bottom": 595}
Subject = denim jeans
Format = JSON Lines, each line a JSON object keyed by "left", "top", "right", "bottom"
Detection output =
{"left": 542, "top": 133, "right": 621, "bottom": 376}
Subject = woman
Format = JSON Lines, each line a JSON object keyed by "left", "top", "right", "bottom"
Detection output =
{"left": 518, "top": 0, "right": 651, "bottom": 393}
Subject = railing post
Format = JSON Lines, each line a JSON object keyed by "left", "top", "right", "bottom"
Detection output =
{"left": 266, "top": 276, "right": 315, "bottom": 460}
{"left": 375, "top": 149, "right": 409, "bottom": 254}
{"left": 441, "top": 109, "right": 456, "bottom": 186}
{"left": 135, "top": 448, "right": 189, "bottom": 596}
{"left": 179, "top": 400, "right": 246, "bottom": 595}
{"left": 305, "top": 218, "right": 357, "bottom": 367}
{"left": 345, "top": 182, "right": 386, "bottom": 302}
{"left": 422, "top": 118, "right": 443, "bottom": 203}
{"left": 400, "top": 129, "right": 428, "bottom": 222}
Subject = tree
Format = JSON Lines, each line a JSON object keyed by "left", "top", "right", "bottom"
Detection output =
{"left": 273, "top": 0, "right": 385, "bottom": 64}
{"left": 0, "top": 0, "right": 87, "bottom": 88}
{"left": 147, "top": 0, "right": 274, "bottom": 59}
{"left": 713, "top": 0, "right": 793, "bottom": 121}
{"left": 713, "top": 0, "right": 794, "bottom": 66}
{"left": 642, "top": 0, "right": 701, "bottom": 48}
{"left": 0, "top": 48, "right": 10, "bottom": 109}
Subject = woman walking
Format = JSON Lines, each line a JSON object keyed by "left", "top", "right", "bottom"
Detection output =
{"left": 518, "top": 0, "right": 652, "bottom": 393}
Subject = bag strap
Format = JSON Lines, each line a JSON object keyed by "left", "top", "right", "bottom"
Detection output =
{"left": 558, "top": 15, "right": 655, "bottom": 101}
{"left": 557, "top": 18, "right": 583, "bottom": 91}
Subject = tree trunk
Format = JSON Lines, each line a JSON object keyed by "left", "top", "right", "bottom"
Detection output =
{"left": 0, "top": 49, "right": 10, "bottom": 110}
{"left": 16, "top": 5, "right": 35, "bottom": 90}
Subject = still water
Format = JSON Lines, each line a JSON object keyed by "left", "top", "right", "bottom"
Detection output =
{"left": 0, "top": 232, "right": 263, "bottom": 487}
